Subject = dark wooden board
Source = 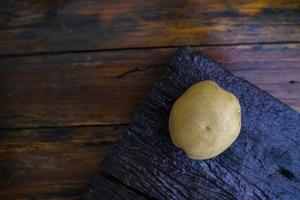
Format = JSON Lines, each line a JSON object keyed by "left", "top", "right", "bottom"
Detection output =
{"left": 1, "top": 44, "right": 299, "bottom": 129}
{"left": 1, "top": 1, "right": 300, "bottom": 199}
{"left": 0, "top": 125, "right": 126, "bottom": 200}
{"left": 84, "top": 174, "right": 149, "bottom": 200}
{"left": 99, "top": 49, "right": 300, "bottom": 199}
{"left": 1, "top": 0, "right": 300, "bottom": 55}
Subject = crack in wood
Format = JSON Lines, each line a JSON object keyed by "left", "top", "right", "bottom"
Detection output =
{"left": 116, "top": 64, "right": 160, "bottom": 79}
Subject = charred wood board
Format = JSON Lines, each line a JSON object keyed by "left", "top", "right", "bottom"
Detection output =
{"left": 94, "top": 48, "right": 299, "bottom": 199}
{"left": 84, "top": 174, "right": 149, "bottom": 200}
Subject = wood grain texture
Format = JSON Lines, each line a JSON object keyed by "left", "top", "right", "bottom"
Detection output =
{"left": 1, "top": 1, "right": 300, "bottom": 199}
{"left": 100, "top": 49, "right": 300, "bottom": 200}
{"left": 0, "top": 125, "right": 126, "bottom": 200}
{"left": 84, "top": 174, "right": 148, "bottom": 200}
{"left": 1, "top": 44, "right": 299, "bottom": 129}
{"left": 0, "top": 0, "right": 300, "bottom": 55}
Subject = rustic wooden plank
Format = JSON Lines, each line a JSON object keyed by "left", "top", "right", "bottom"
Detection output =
{"left": 0, "top": 44, "right": 299, "bottom": 129}
{"left": 0, "top": 44, "right": 300, "bottom": 128}
{"left": 0, "top": 125, "right": 126, "bottom": 200}
{"left": 100, "top": 48, "right": 300, "bottom": 200}
{"left": 84, "top": 174, "right": 149, "bottom": 200}
{"left": 0, "top": 0, "right": 300, "bottom": 55}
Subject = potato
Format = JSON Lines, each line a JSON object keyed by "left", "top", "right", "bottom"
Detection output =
{"left": 169, "top": 80, "right": 241, "bottom": 160}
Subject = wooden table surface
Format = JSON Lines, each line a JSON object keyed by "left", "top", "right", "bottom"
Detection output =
{"left": 0, "top": 0, "right": 299, "bottom": 199}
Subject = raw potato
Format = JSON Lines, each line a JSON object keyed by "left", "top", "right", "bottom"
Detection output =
{"left": 169, "top": 80, "right": 241, "bottom": 160}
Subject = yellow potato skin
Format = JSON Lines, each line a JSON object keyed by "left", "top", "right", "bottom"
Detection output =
{"left": 169, "top": 80, "right": 241, "bottom": 160}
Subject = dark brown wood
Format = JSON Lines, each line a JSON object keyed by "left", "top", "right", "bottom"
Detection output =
{"left": 101, "top": 48, "right": 300, "bottom": 199}
{"left": 0, "top": 0, "right": 300, "bottom": 55}
{"left": 1, "top": 44, "right": 299, "bottom": 129}
{"left": 0, "top": 125, "right": 126, "bottom": 200}
{"left": 1, "top": 1, "right": 300, "bottom": 199}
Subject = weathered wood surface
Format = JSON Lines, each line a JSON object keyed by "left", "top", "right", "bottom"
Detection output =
{"left": 84, "top": 174, "right": 148, "bottom": 200}
{"left": 1, "top": 43, "right": 299, "bottom": 129}
{"left": 1, "top": 0, "right": 300, "bottom": 55}
{"left": 100, "top": 49, "right": 300, "bottom": 199}
{"left": 0, "top": 125, "right": 126, "bottom": 200}
{"left": 1, "top": 0, "right": 300, "bottom": 199}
